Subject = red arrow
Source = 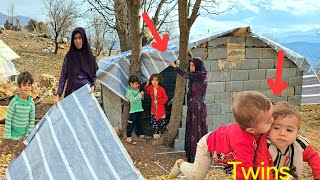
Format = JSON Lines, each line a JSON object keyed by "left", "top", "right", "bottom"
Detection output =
{"left": 267, "top": 50, "right": 288, "bottom": 95}
{"left": 142, "top": 12, "right": 169, "bottom": 52}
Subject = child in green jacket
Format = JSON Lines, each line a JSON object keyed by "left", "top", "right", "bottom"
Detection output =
{"left": 126, "top": 75, "right": 146, "bottom": 145}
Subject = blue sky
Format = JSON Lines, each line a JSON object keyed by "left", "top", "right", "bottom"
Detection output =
{"left": 191, "top": 0, "right": 320, "bottom": 38}
{"left": 1, "top": 0, "right": 320, "bottom": 42}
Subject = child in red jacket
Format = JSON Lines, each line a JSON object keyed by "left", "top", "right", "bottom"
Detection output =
{"left": 168, "top": 91, "right": 274, "bottom": 180}
{"left": 254, "top": 101, "right": 320, "bottom": 180}
{"left": 144, "top": 74, "right": 168, "bottom": 140}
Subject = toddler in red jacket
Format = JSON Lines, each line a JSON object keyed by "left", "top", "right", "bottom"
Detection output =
{"left": 254, "top": 101, "right": 320, "bottom": 180}
{"left": 168, "top": 91, "right": 274, "bottom": 180}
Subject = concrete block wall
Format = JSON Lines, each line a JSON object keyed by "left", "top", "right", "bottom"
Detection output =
{"left": 102, "top": 86, "right": 122, "bottom": 128}
{"left": 174, "top": 35, "right": 303, "bottom": 150}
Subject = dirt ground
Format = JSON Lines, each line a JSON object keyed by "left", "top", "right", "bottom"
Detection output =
{"left": 1, "top": 30, "right": 320, "bottom": 180}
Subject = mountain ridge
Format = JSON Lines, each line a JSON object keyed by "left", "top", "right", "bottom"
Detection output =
{"left": 0, "top": 12, "right": 33, "bottom": 26}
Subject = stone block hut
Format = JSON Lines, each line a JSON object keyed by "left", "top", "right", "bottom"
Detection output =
{"left": 96, "top": 27, "right": 320, "bottom": 150}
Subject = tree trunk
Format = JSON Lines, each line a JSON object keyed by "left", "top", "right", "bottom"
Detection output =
{"left": 153, "top": 0, "right": 189, "bottom": 146}
{"left": 115, "top": 0, "right": 131, "bottom": 52}
{"left": 115, "top": 0, "right": 143, "bottom": 137}
{"left": 128, "top": 0, "right": 142, "bottom": 77}
{"left": 54, "top": 35, "right": 59, "bottom": 54}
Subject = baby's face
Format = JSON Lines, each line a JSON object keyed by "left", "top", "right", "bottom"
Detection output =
{"left": 252, "top": 103, "right": 274, "bottom": 135}
{"left": 269, "top": 115, "right": 299, "bottom": 153}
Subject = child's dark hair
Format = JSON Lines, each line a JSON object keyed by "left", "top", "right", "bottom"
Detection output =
{"left": 17, "top": 71, "right": 34, "bottom": 87}
{"left": 149, "top": 74, "right": 163, "bottom": 86}
{"left": 128, "top": 75, "right": 141, "bottom": 85}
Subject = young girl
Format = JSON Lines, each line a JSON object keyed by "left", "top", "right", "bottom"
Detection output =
{"left": 254, "top": 101, "right": 320, "bottom": 180}
{"left": 144, "top": 74, "right": 168, "bottom": 139}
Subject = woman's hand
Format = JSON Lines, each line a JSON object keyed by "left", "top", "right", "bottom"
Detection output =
{"left": 19, "top": 136, "right": 27, "bottom": 143}
{"left": 54, "top": 95, "right": 59, "bottom": 107}
{"left": 90, "top": 86, "right": 95, "bottom": 93}
{"left": 170, "top": 62, "right": 176, "bottom": 68}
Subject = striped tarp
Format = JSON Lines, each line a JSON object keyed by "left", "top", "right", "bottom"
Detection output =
{"left": 6, "top": 85, "right": 144, "bottom": 180}
{"left": 0, "top": 40, "right": 19, "bottom": 79}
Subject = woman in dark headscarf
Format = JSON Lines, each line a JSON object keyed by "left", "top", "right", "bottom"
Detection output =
{"left": 54, "top": 27, "right": 98, "bottom": 106}
{"left": 170, "top": 52, "right": 208, "bottom": 163}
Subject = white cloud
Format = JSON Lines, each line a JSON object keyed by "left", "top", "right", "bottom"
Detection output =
{"left": 190, "top": 15, "right": 246, "bottom": 36}
{"left": 237, "top": 0, "right": 260, "bottom": 14}
{"left": 266, "top": 0, "right": 320, "bottom": 15}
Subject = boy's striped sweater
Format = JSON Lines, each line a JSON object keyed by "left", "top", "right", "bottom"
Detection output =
{"left": 4, "top": 94, "right": 35, "bottom": 140}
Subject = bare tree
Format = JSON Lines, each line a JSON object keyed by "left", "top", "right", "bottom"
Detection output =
{"left": 105, "top": 33, "right": 118, "bottom": 56}
{"left": 7, "top": 3, "right": 15, "bottom": 25}
{"left": 154, "top": 0, "right": 236, "bottom": 146}
{"left": 42, "top": 0, "right": 78, "bottom": 54}
{"left": 89, "top": 14, "right": 109, "bottom": 57}
{"left": 82, "top": 0, "right": 130, "bottom": 52}
{"left": 83, "top": 0, "right": 178, "bottom": 51}
{"left": 60, "top": 22, "right": 74, "bottom": 43}
{"left": 4, "top": 3, "right": 15, "bottom": 30}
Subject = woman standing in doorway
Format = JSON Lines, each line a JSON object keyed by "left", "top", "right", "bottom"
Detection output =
{"left": 170, "top": 51, "right": 208, "bottom": 163}
{"left": 54, "top": 27, "right": 98, "bottom": 106}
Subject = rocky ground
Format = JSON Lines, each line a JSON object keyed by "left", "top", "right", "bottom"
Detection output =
{"left": 0, "top": 30, "right": 319, "bottom": 179}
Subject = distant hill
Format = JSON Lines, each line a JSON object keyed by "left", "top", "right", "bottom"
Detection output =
{"left": 277, "top": 29, "right": 320, "bottom": 43}
{"left": 282, "top": 42, "right": 320, "bottom": 67}
{"left": 0, "top": 12, "right": 32, "bottom": 26}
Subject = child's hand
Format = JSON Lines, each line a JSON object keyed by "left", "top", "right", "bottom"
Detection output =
{"left": 140, "top": 91, "right": 144, "bottom": 96}
{"left": 170, "top": 62, "right": 176, "bottom": 68}
{"left": 154, "top": 100, "right": 158, "bottom": 105}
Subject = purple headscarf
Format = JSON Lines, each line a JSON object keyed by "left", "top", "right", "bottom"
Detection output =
{"left": 66, "top": 27, "right": 98, "bottom": 88}
{"left": 189, "top": 57, "right": 207, "bottom": 81}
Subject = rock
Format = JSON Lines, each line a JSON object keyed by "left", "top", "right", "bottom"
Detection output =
{"left": 62, "top": 37, "right": 68, "bottom": 44}
{"left": 39, "top": 74, "right": 57, "bottom": 89}
{"left": 42, "top": 48, "right": 50, "bottom": 54}
{"left": 28, "top": 33, "right": 36, "bottom": 38}
{"left": 0, "top": 82, "right": 17, "bottom": 97}
{"left": 48, "top": 46, "right": 54, "bottom": 52}
{"left": 0, "top": 106, "right": 8, "bottom": 124}
{"left": 58, "top": 44, "right": 65, "bottom": 49}
{"left": 4, "top": 20, "right": 14, "bottom": 30}
{"left": 25, "top": 19, "right": 50, "bottom": 37}
{"left": 30, "top": 84, "right": 43, "bottom": 99}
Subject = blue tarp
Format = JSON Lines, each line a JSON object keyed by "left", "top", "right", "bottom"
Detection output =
{"left": 6, "top": 85, "right": 144, "bottom": 180}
